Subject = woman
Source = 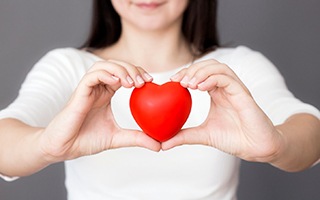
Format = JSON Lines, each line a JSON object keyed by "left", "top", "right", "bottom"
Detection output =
{"left": 1, "top": 0, "right": 320, "bottom": 199}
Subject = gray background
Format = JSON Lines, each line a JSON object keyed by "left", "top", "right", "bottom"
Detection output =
{"left": 0, "top": 0, "right": 319, "bottom": 199}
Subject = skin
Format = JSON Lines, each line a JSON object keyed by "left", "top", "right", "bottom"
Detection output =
{"left": 1, "top": 0, "right": 320, "bottom": 178}
{"left": 165, "top": 60, "right": 320, "bottom": 172}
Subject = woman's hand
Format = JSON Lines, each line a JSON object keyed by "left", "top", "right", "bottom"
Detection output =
{"left": 162, "top": 59, "right": 284, "bottom": 163}
{"left": 40, "top": 60, "right": 161, "bottom": 163}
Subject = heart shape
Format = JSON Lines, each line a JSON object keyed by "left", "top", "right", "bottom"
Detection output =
{"left": 130, "top": 82, "right": 192, "bottom": 142}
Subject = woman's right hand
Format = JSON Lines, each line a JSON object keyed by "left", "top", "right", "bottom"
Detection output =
{"left": 39, "top": 60, "right": 161, "bottom": 163}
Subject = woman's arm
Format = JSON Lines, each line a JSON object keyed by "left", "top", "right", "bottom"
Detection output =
{"left": 0, "top": 60, "right": 160, "bottom": 178}
{"left": 272, "top": 113, "right": 320, "bottom": 172}
{"left": 0, "top": 119, "right": 49, "bottom": 177}
{"left": 163, "top": 58, "right": 320, "bottom": 172}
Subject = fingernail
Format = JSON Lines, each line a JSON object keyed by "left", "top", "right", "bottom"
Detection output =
{"left": 112, "top": 75, "right": 119, "bottom": 81}
{"left": 127, "top": 76, "right": 134, "bottom": 85}
{"left": 170, "top": 73, "right": 180, "bottom": 80}
{"left": 137, "top": 75, "right": 144, "bottom": 84}
{"left": 188, "top": 77, "right": 196, "bottom": 86}
{"left": 181, "top": 76, "right": 189, "bottom": 85}
{"left": 198, "top": 81, "right": 205, "bottom": 87}
{"left": 144, "top": 73, "right": 153, "bottom": 81}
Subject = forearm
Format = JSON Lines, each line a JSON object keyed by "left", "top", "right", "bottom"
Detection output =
{"left": 271, "top": 113, "right": 320, "bottom": 172}
{"left": 0, "top": 119, "right": 51, "bottom": 177}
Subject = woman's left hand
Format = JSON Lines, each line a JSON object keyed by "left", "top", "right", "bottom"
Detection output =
{"left": 162, "top": 59, "right": 284, "bottom": 163}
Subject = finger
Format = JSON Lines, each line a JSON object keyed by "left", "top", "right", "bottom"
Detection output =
{"left": 196, "top": 62, "right": 247, "bottom": 90}
{"left": 109, "top": 61, "right": 153, "bottom": 83}
{"left": 108, "top": 60, "right": 153, "bottom": 88}
{"left": 170, "top": 67, "right": 188, "bottom": 82}
{"left": 67, "top": 70, "right": 121, "bottom": 113}
{"left": 171, "top": 60, "right": 219, "bottom": 87}
{"left": 78, "top": 70, "right": 121, "bottom": 96}
{"left": 189, "top": 63, "right": 238, "bottom": 89}
{"left": 136, "top": 66, "right": 153, "bottom": 83}
{"left": 198, "top": 75, "right": 253, "bottom": 111}
{"left": 161, "top": 127, "right": 209, "bottom": 150}
{"left": 198, "top": 74, "right": 250, "bottom": 96}
{"left": 110, "top": 129, "right": 161, "bottom": 152}
{"left": 172, "top": 59, "right": 245, "bottom": 89}
{"left": 88, "top": 61, "right": 135, "bottom": 88}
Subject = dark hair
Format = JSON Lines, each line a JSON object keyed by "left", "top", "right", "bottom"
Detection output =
{"left": 82, "top": 0, "right": 219, "bottom": 57}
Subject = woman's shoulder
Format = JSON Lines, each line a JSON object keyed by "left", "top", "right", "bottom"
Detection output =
{"left": 43, "top": 47, "right": 100, "bottom": 61}
{"left": 200, "top": 45, "right": 262, "bottom": 61}
{"left": 200, "top": 45, "right": 272, "bottom": 72}
{"left": 35, "top": 47, "right": 101, "bottom": 70}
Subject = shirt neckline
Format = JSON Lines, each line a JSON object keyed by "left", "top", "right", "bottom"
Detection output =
{"left": 78, "top": 48, "right": 220, "bottom": 76}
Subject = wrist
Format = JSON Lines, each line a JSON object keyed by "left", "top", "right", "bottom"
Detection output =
{"left": 38, "top": 128, "right": 69, "bottom": 165}
{"left": 266, "top": 126, "right": 305, "bottom": 172}
{"left": 5, "top": 127, "right": 54, "bottom": 177}
{"left": 23, "top": 128, "right": 55, "bottom": 175}
{"left": 266, "top": 128, "right": 288, "bottom": 167}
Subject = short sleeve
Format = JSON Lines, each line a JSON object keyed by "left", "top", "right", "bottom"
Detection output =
{"left": 228, "top": 46, "right": 320, "bottom": 125}
{"left": 0, "top": 48, "right": 96, "bottom": 182}
{"left": 0, "top": 48, "right": 89, "bottom": 127}
{"left": 0, "top": 174, "right": 18, "bottom": 181}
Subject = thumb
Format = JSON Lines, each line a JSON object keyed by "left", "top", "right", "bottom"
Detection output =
{"left": 110, "top": 129, "right": 162, "bottom": 152}
{"left": 161, "top": 127, "right": 208, "bottom": 150}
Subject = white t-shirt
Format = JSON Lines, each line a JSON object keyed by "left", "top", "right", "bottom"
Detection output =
{"left": 1, "top": 46, "right": 319, "bottom": 200}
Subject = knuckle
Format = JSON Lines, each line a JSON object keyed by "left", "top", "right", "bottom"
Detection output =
{"left": 207, "top": 59, "right": 219, "bottom": 64}
{"left": 88, "top": 61, "right": 104, "bottom": 71}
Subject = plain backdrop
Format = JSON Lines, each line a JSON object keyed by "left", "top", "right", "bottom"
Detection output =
{"left": 1, "top": 0, "right": 320, "bottom": 199}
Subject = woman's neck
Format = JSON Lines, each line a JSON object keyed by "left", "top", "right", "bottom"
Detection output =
{"left": 95, "top": 24, "right": 193, "bottom": 73}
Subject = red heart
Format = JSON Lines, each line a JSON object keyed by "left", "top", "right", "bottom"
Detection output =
{"left": 130, "top": 82, "right": 192, "bottom": 142}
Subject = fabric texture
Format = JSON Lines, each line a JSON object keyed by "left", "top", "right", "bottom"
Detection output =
{"left": 1, "top": 46, "right": 319, "bottom": 199}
